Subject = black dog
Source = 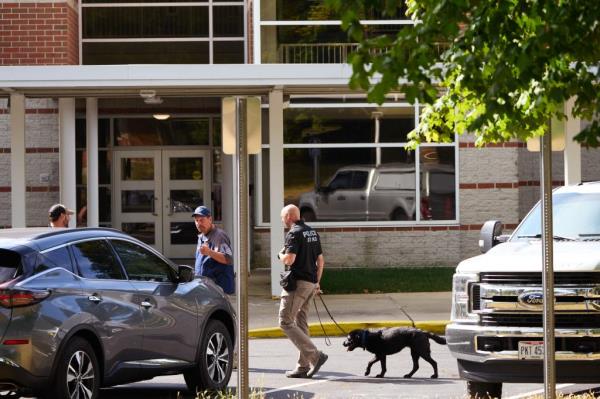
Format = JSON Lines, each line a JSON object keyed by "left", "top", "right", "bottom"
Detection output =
{"left": 342, "top": 327, "right": 447, "bottom": 378}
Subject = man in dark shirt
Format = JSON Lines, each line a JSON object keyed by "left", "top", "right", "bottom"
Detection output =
{"left": 193, "top": 205, "right": 235, "bottom": 295}
{"left": 278, "top": 204, "right": 327, "bottom": 379}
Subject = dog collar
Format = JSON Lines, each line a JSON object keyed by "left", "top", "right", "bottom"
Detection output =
{"left": 360, "top": 330, "right": 368, "bottom": 348}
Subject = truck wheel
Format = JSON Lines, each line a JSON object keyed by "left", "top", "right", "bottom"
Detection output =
{"left": 301, "top": 209, "right": 316, "bottom": 222}
{"left": 391, "top": 208, "right": 409, "bottom": 220}
{"left": 466, "top": 381, "right": 502, "bottom": 398}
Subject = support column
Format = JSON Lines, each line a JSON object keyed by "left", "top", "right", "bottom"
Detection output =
{"left": 222, "top": 154, "right": 234, "bottom": 239}
{"left": 10, "top": 93, "right": 26, "bottom": 228}
{"left": 564, "top": 97, "right": 581, "bottom": 185}
{"left": 86, "top": 98, "right": 99, "bottom": 227}
{"left": 59, "top": 98, "right": 77, "bottom": 228}
{"left": 269, "top": 88, "right": 285, "bottom": 297}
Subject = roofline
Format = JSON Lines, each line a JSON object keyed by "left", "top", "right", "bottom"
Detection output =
{"left": 0, "top": 64, "right": 372, "bottom": 97}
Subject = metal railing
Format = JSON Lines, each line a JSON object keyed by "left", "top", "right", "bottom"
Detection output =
{"left": 278, "top": 42, "right": 449, "bottom": 64}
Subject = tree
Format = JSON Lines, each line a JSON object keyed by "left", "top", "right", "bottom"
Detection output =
{"left": 326, "top": 0, "right": 600, "bottom": 148}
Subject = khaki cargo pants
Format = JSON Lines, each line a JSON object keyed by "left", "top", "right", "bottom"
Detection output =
{"left": 278, "top": 279, "right": 320, "bottom": 371}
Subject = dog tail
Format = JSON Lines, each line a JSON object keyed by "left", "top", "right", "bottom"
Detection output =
{"left": 426, "top": 331, "right": 447, "bottom": 345}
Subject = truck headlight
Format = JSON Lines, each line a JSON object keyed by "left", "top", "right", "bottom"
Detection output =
{"left": 451, "top": 273, "right": 479, "bottom": 322}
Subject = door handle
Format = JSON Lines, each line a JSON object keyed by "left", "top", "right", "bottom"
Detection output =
{"left": 337, "top": 195, "right": 346, "bottom": 200}
{"left": 141, "top": 300, "right": 153, "bottom": 309}
{"left": 167, "top": 197, "right": 173, "bottom": 216}
{"left": 151, "top": 195, "right": 158, "bottom": 216}
{"left": 88, "top": 295, "right": 102, "bottom": 303}
{"left": 360, "top": 195, "right": 366, "bottom": 200}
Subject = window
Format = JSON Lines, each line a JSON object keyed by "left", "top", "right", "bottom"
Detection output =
{"left": 259, "top": 1, "right": 410, "bottom": 64}
{"left": 72, "top": 240, "right": 125, "bottom": 280}
{"left": 82, "top": 2, "right": 245, "bottom": 64}
{"left": 264, "top": 103, "right": 457, "bottom": 224}
{"left": 111, "top": 239, "right": 174, "bottom": 283}
{"left": 36, "top": 247, "right": 75, "bottom": 275}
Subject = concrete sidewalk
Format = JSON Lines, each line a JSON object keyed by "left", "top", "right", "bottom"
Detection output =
{"left": 247, "top": 269, "right": 452, "bottom": 338}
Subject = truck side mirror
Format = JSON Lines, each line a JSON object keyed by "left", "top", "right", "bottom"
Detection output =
{"left": 479, "top": 220, "right": 503, "bottom": 253}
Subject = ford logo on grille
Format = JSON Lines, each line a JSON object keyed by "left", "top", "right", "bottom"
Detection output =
{"left": 518, "top": 292, "right": 544, "bottom": 308}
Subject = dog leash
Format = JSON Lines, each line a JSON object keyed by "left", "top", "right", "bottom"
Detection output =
{"left": 313, "top": 294, "right": 347, "bottom": 346}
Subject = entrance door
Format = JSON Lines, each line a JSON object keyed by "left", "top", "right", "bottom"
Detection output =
{"left": 114, "top": 149, "right": 210, "bottom": 258}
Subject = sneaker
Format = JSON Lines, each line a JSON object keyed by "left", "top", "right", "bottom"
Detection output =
{"left": 306, "top": 352, "right": 328, "bottom": 378}
{"left": 285, "top": 368, "right": 309, "bottom": 378}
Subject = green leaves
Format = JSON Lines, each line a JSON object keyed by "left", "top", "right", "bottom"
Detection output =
{"left": 326, "top": 0, "right": 600, "bottom": 147}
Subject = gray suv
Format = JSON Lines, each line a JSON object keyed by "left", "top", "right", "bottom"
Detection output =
{"left": 0, "top": 228, "right": 235, "bottom": 399}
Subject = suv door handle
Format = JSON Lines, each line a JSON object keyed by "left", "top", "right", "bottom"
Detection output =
{"left": 88, "top": 295, "right": 102, "bottom": 303}
{"left": 141, "top": 300, "right": 153, "bottom": 309}
{"left": 337, "top": 195, "right": 346, "bottom": 200}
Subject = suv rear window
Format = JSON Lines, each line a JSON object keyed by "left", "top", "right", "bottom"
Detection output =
{"left": 0, "top": 249, "right": 21, "bottom": 284}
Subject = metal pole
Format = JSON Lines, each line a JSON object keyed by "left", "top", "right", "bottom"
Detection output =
{"left": 236, "top": 98, "right": 250, "bottom": 399}
{"left": 540, "top": 131, "right": 556, "bottom": 399}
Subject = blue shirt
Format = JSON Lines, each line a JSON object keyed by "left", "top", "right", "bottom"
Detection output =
{"left": 195, "top": 226, "right": 235, "bottom": 295}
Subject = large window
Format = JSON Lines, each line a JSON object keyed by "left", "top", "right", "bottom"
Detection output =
{"left": 258, "top": 0, "right": 411, "bottom": 63}
{"left": 82, "top": 0, "right": 245, "bottom": 64}
{"left": 259, "top": 100, "right": 457, "bottom": 225}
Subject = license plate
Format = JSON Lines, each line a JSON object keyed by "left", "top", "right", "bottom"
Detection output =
{"left": 518, "top": 341, "right": 544, "bottom": 360}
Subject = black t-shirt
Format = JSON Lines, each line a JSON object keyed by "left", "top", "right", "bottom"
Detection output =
{"left": 284, "top": 220, "right": 322, "bottom": 283}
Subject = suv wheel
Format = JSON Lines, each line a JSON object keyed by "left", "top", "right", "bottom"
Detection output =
{"left": 184, "top": 320, "right": 233, "bottom": 393}
{"left": 53, "top": 337, "right": 99, "bottom": 399}
{"left": 466, "top": 381, "right": 502, "bottom": 398}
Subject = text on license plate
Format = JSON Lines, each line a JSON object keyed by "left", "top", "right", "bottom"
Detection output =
{"left": 518, "top": 341, "right": 544, "bottom": 360}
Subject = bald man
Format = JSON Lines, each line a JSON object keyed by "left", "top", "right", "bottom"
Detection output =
{"left": 278, "top": 204, "right": 327, "bottom": 379}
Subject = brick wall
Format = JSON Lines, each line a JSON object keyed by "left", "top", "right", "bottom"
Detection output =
{"left": 0, "top": 0, "right": 79, "bottom": 65}
{"left": 0, "top": 98, "right": 60, "bottom": 227}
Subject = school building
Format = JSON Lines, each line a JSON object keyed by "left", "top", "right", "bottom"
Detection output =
{"left": 1, "top": 0, "right": 598, "bottom": 295}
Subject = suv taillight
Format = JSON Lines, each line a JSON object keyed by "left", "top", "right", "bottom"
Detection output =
{"left": 0, "top": 289, "right": 50, "bottom": 308}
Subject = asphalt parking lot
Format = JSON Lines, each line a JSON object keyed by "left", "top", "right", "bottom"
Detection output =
{"left": 96, "top": 337, "right": 599, "bottom": 399}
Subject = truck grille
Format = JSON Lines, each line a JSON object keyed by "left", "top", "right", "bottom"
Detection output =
{"left": 472, "top": 272, "right": 600, "bottom": 328}
{"left": 479, "top": 272, "right": 600, "bottom": 285}
{"left": 481, "top": 313, "right": 600, "bottom": 328}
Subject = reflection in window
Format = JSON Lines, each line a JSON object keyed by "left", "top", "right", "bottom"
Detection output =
{"left": 111, "top": 239, "right": 173, "bottom": 282}
{"left": 122, "top": 223, "right": 155, "bottom": 245}
{"left": 121, "top": 191, "right": 154, "bottom": 213}
{"left": 170, "top": 222, "right": 199, "bottom": 245}
{"left": 170, "top": 190, "right": 202, "bottom": 213}
{"left": 115, "top": 118, "right": 210, "bottom": 146}
{"left": 72, "top": 240, "right": 124, "bottom": 280}
{"left": 36, "top": 247, "right": 75, "bottom": 274}
{"left": 287, "top": 148, "right": 416, "bottom": 222}
{"left": 419, "top": 147, "right": 456, "bottom": 220}
{"left": 279, "top": 106, "right": 457, "bottom": 223}
{"left": 121, "top": 158, "right": 154, "bottom": 181}
{"left": 170, "top": 158, "right": 203, "bottom": 180}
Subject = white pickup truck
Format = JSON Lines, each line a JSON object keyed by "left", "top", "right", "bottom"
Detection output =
{"left": 447, "top": 182, "right": 600, "bottom": 398}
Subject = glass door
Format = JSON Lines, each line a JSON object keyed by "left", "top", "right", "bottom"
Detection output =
{"left": 114, "top": 151, "right": 162, "bottom": 249}
{"left": 162, "top": 150, "right": 210, "bottom": 258}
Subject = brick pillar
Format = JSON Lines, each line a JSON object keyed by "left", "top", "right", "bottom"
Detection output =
{"left": 0, "top": 0, "right": 79, "bottom": 65}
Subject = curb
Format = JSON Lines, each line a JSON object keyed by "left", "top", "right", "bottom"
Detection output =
{"left": 248, "top": 320, "right": 449, "bottom": 339}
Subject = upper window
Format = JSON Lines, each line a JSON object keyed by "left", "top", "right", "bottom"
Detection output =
{"left": 72, "top": 240, "right": 125, "bottom": 280}
{"left": 82, "top": 2, "right": 245, "bottom": 64}
{"left": 259, "top": 0, "right": 410, "bottom": 63}
{"left": 110, "top": 239, "right": 174, "bottom": 283}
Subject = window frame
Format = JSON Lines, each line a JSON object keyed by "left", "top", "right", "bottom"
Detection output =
{"left": 254, "top": 100, "right": 460, "bottom": 227}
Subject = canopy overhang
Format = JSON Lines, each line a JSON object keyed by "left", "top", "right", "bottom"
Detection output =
{"left": 0, "top": 64, "right": 364, "bottom": 97}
